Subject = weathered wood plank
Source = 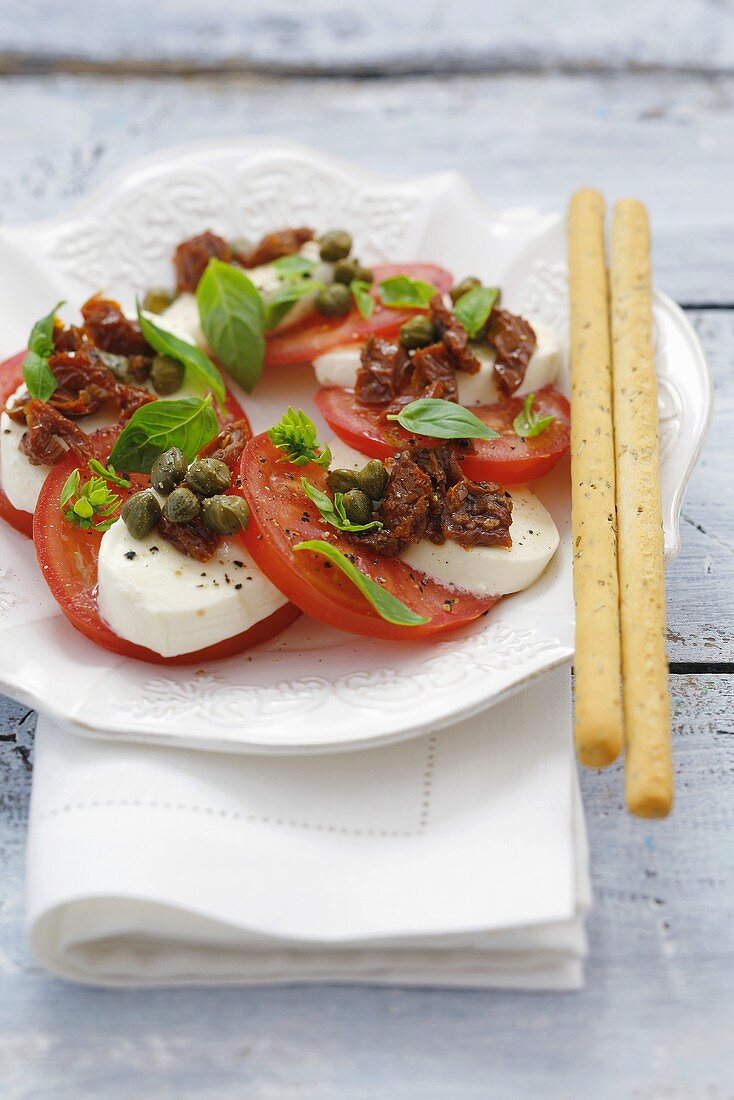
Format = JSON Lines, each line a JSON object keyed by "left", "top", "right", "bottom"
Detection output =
{"left": 1, "top": 1, "right": 734, "bottom": 74}
{"left": 0, "top": 675, "right": 732, "bottom": 1097}
{"left": 0, "top": 73, "right": 732, "bottom": 302}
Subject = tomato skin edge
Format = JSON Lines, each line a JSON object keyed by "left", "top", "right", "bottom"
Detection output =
{"left": 0, "top": 351, "right": 34, "bottom": 537}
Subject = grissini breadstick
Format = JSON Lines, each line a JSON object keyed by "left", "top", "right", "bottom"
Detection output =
{"left": 567, "top": 189, "right": 624, "bottom": 767}
{"left": 610, "top": 199, "right": 673, "bottom": 818}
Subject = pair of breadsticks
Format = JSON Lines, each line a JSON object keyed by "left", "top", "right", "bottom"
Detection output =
{"left": 567, "top": 189, "right": 672, "bottom": 818}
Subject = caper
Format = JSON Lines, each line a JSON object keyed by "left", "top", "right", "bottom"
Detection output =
{"left": 163, "top": 486, "right": 200, "bottom": 524}
{"left": 97, "top": 351, "right": 130, "bottom": 380}
{"left": 315, "top": 283, "right": 352, "bottom": 318}
{"left": 399, "top": 315, "right": 437, "bottom": 350}
{"left": 142, "top": 288, "right": 175, "bottom": 315}
{"left": 327, "top": 468, "right": 360, "bottom": 494}
{"left": 150, "top": 447, "right": 188, "bottom": 495}
{"left": 449, "top": 276, "right": 482, "bottom": 304}
{"left": 319, "top": 230, "right": 352, "bottom": 263}
{"left": 357, "top": 459, "right": 388, "bottom": 501}
{"left": 333, "top": 258, "right": 374, "bottom": 286}
{"left": 185, "top": 458, "right": 231, "bottom": 497}
{"left": 150, "top": 354, "right": 184, "bottom": 396}
{"left": 342, "top": 489, "right": 374, "bottom": 526}
{"left": 201, "top": 494, "right": 250, "bottom": 536}
{"left": 121, "top": 490, "right": 161, "bottom": 539}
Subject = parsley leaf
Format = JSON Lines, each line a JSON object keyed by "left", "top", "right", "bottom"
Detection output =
{"left": 59, "top": 468, "right": 124, "bottom": 533}
{"left": 387, "top": 398, "right": 499, "bottom": 441}
{"left": 293, "top": 540, "right": 428, "bottom": 626}
{"left": 301, "top": 478, "right": 381, "bottom": 533}
{"left": 377, "top": 275, "right": 436, "bottom": 310}
{"left": 512, "top": 393, "right": 556, "bottom": 439}
{"left": 268, "top": 408, "right": 331, "bottom": 468}
{"left": 350, "top": 279, "right": 375, "bottom": 319}
{"left": 22, "top": 300, "right": 64, "bottom": 401}
{"left": 453, "top": 285, "right": 499, "bottom": 338}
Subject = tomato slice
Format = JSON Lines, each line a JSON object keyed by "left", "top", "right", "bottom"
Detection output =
{"left": 264, "top": 263, "right": 453, "bottom": 367}
{"left": 315, "top": 384, "right": 571, "bottom": 485}
{"left": 0, "top": 352, "right": 34, "bottom": 537}
{"left": 33, "top": 420, "right": 300, "bottom": 666}
{"left": 239, "top": 433, "right": 499, "bottom": 641}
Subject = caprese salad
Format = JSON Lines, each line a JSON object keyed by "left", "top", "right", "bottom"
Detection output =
{"left": 0, "top": 221, "right": 570, "bottom": 662}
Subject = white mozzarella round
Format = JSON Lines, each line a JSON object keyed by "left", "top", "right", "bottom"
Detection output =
{"left": 0, "top": 386, "right": 116, "bottom": 514}
{"left": 312, "top": 317, "right": 560, "bottom": 403}
{"left": 97, "top": 515, "right": 289, "bottom": 658}
{"left": 325, "top": 438, "right": 558, "bottom": 597}
{"left": 400, "top": 488, "right": 559, "bottom": 597}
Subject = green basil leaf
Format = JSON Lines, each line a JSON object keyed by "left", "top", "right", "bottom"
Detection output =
{"left": 350, "top": 279, "right": 375, "bottom": 320}
{"left": 453, "top": 285, "right": 499, "bottom": 338}
{"left": 22, "top": 350, "right": 58, "bottom": 402}
{"left": 263, "top": 277, "right": 324, "bottom": 331}
{"left": 387, "top": 398, "right": 500, "bottom": 441}
{"left": 268, "top": 407, "right": 331, "bottom": 468}
{"left": 109, "top": 395, "right": 218, "bottom": 473}
{"left": 377, "top": 275, "right": 436, "bottom": 310}
{"left": 196, "top": 259, "right": 265, "bottom": 393}
{"left": 87, "top": 458, "right": 132, "bottom": 489}
{"left": 137, "top": 307, "right": 225, "bottom": 405}
{"left": 301, "top": 479, "right": 381, "bottom": 533}
{"left": 293, "top": 539, "right": 428, "bottom": 626}
{"left": 273, "top": 254, "right": 317, "bottom": 278}
{"left": 512, "top": 393, "right": 555, "bottom": 439}
{"left": 27, "top": 300, "right": 64, "bottom": 359}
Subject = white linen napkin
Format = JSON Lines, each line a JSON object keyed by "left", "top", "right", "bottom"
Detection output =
{"left": 26, "top": 667, "right": 589, "bottom": 989}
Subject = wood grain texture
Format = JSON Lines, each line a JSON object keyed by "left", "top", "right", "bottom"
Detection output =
{"left": 1, "top": 1, "right": 734, "bottom": 73}
{"left": 1, "top": 676, "right": 732, "bottom": 1098}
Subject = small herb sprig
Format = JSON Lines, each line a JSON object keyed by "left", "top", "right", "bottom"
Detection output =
{"left": 22, "top": 301, "right": 65, "bottom": 401}
{"left": 268, "top": 408, "right": 331, "bottom": 469}
{"left": 350, "top": 279, "right": 375, "bottom": 319}
{"left": 59, "top": 462, "right": 128, "bottom": 533}
{"left": 452, "top": 285, "right": 499, "bottom": 338}
{"left": 301, "top": 479, "right": 381, "bottom": 533}
{"left": 513, "top": 393, "right": 555, "bottom": 439}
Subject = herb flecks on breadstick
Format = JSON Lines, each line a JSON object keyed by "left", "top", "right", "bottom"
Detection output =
{"left": 611, "top": 199, "right": 673, "bottom": 819}
{"left": 567, "top": 189, "right": 624, "bottom": 767}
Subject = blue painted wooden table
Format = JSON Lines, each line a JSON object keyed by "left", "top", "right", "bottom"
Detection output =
{"left": 1, "top": 5, "right": 733, "bottom": 1096}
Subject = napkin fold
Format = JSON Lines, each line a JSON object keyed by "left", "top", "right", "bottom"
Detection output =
{"left": 27, "top": 667, "right": 589, "bottom": 989}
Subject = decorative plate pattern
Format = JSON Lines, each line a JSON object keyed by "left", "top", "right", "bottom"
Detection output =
{"left": 0, "top": 140, "right": 711, "bottom": 754}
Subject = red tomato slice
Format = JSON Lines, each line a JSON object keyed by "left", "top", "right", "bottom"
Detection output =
{"left": 264, "top": 263, "right": 453, "bottom": 367}
{"left": 33, "top": 422, "right": 300, "bottom": 666}
{"left": 239, "top": 433, "right": 499, "bottom": 641}
{"left": 315, "top": 385, "right": 571, "bottom": 485}
{"left": 0, "top": 347, "right": 247, "bottom": 540}
{"left": 0, "top": 352, "right": 34, "bottom": 538}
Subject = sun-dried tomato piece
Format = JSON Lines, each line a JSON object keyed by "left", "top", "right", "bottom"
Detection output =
{"left": 441, "top": 479, "right": 513, "bottom": 548}
{"left": 411, "top": 342, "right": 459, "bottom": 402}
{"left": 430, "top": 294, "right": 481, "bottom": 374}
{"left": 355, "top": 336, "right": 411, "bottom": 406}
{"left": 236, "top": 227, "right": 314, "bottom": 269}
{"left": 81, "top": 295, "right": 151, "bottom": 357}
{"left": 174, "top": 231, "right": 233, "bottom": 293}
{"left": 157, "top": 515, "right": 220, "bottom": 562}
{"left": 17, "top": 400, "right": 94, "bottom": 467}
{"left": 355, "top": 451, "right": 432, "bottom": 557}
{"left": 114, "top": 382, "right": 156, "bottom": 420}
{"left": 198, "top": 418, "right": 251, "bottom": 471}
{"left": 486, "top": 309, "right": 537, "bottom": 396}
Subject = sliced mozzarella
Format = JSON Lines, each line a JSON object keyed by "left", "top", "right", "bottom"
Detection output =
{"left": 97, "top": 515, "right": 289, "bottom": 658}
{"left": 312, "top": 318, "right": 561, "bottom": 405}
{"left": 401, "top": 488, "right": 559, "bottom": 597}
{"left": 156, "top": 241, "right": 332, "bottom": 344}
{"left": 325, "top": 438, "right": 558, "bottom": 597}
{"left": 0, "top": 386, "right": 115, "bottom": 514}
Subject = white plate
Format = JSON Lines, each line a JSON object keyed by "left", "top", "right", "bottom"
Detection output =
{"left": 0, "top": 139, "right": 711, "bottom": 754}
